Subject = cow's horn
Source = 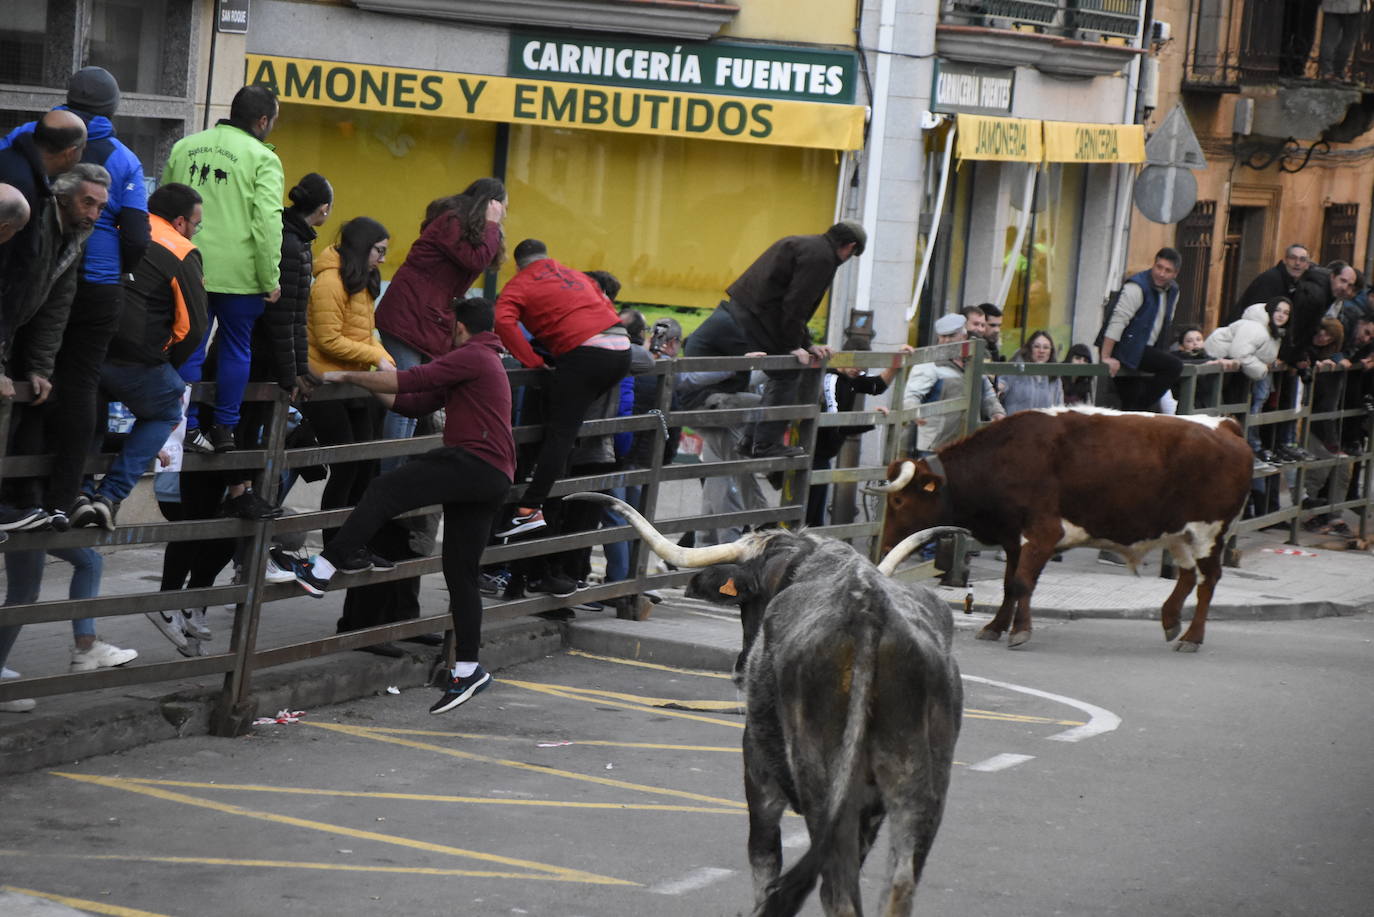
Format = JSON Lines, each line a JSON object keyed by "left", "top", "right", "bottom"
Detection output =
{"left": 862, "top": 459, "right": 917, "bottom": 495}
{"left": 563, "top": 492, "right": 746, "bottom": 567}
{"left": 877, "top": 526, "right": 972, "bottom": 575}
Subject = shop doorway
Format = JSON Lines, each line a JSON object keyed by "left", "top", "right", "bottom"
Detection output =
{"left": 1174, "top": 200, "right": 1215, "bottom": 329}
{"left": 1219, "top": 204, "right": 1266, "bottom": 321}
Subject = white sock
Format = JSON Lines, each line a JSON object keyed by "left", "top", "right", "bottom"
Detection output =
{"left": 311, "top": 554, "right": 336, "bottom": 580}
{"left": 453, "top": 661, "right": 478, "bottom": 678}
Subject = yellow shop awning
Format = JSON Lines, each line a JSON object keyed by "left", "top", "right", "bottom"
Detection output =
{"left": 246, "top": 54, "right": 866, "bottom": 151}
{"left": 1042, "top": 120, "right": 1145, "bottom": 163}
{"left": 955, "top": 113, "right": 1043, "bottom": 162}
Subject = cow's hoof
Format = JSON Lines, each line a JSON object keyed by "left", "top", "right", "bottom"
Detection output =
{"left": 975, "top": 627, "right": 1002, "bottom": 642}
{"left": 1174, "top": 640, "right": 1200, "bottom": 653}
{"left": 1008, "top": 631, "right": 1031, "bottom": 648}
{"left": 1163, "top": 623, "right": 1181, "bottom": 642}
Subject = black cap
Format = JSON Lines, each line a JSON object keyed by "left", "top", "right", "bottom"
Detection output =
{"left": 67, "top": 66, "right": 120, "bottom": 117}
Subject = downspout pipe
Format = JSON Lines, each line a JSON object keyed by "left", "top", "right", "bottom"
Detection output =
{"left": 853, "top": 0, "right": 898, "bottom": 323}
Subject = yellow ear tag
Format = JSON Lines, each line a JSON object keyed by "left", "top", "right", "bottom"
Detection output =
{"left": 719, "top": 578, "right": 738, "bottom": 596}
{"left": 923, "top": 480, "right": 938, "bottom": 492}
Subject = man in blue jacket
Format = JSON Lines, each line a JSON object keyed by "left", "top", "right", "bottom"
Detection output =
{"left": 1099, "top": 247, "right": 1184, "bottom": 412}
{"left": 0, "top": 67, "right": 149, "bottom": 529}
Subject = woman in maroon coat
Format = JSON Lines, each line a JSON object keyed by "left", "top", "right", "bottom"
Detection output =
{"left": 375, "top": 177, "right": 507, "bottom": 448}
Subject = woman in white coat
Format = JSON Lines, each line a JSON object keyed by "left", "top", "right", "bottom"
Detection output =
{"left": 1204, "top": 296, "right": 1290, "bottom": 459}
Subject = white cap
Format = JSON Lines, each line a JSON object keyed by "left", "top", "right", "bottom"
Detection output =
{"left": 934, "top": 313, "right": 966, "bottom": 336}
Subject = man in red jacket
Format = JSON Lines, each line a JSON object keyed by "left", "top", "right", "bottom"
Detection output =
{"left": 307, "top": 297, "right": 514, "bottom": 714}
{"left": 492, "top": 239, "right": 631, "bottom": 561}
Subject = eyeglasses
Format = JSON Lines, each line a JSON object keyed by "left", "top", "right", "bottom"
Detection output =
{"left": 371, "top": 243, "right": 389, "bottom": 256}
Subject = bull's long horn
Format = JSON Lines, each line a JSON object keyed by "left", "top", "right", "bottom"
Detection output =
{"left": 877, "top": 526, "right": 972, "bottom": 575}
{"left": 862, "top": 459, "right": 917, "bottom": 495}
{"left": 564, "top": 492, "right": 747, "bottom": 567}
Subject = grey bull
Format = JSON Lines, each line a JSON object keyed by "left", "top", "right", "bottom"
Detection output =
{"left": 567, "top": 493, "right": 963, "bottom": 917}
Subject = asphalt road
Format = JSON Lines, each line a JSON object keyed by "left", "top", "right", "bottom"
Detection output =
{"left": 3, "top": 612, "right": 1372, "bottom": 916}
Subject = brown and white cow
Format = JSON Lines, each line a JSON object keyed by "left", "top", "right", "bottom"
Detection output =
{"left": 874, "top": 406, "right": 1253, "bottom": 652}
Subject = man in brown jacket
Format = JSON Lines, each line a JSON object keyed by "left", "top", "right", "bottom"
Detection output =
{"left": 683, "top": 220, "right": 866, "bottom": 458}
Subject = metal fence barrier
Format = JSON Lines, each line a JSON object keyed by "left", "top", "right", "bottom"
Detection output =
{"left": 1, "top": 344, "right": 1369, "bottom": 732}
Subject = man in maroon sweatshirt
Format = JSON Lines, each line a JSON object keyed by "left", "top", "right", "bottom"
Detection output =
{"left": 307, "top": 296, "right": 513, "bottom": 714}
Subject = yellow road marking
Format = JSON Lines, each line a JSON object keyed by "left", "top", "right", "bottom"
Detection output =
{"left": 0, "top": 851, "right": 617, "bottom": 881}
{"left": 964, "top": 708, "right": 1085, "bottom": 726}
{"left": 503, "top": 679, "right": 745, "bottom": 728}
{"left": 50, "top": 772, "right": 634, "bottom": 887}
{"left": 307, "top": 721, "right": 749, "bottom": 810}
{"left": 362, "top": 726, "right": 741, "bottom": 753}
{"left": 563, "top": 650, "right": 1084, "bottom": 726}
{"left": 0, "top": 884, "right": 173, "bottom": 917}
{"left": 566, "top": 648, "right": 733, "bottom": 678}
{"left": 511, "top": 680, "right": 743, "bottom": 711}
{"left": 107, "top": 777, "right": 742, "bottom": 814}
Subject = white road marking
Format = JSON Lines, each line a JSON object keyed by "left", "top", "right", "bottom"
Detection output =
{"left": 967, "top": 753, "right": 1036, "bottom": 772}
{"left": 649, "top": 866, "right": 735, "bottom": 895}
{"left": 963, "top": 674, "right": 1121, "bottom": 743}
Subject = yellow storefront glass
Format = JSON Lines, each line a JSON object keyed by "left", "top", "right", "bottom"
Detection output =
{"left": 1001, "top": 163, "right": 1085, "bottom": 356}
{"left": 269, "top": 104, "right": 498, "bottom": 280}
{"left": 503, "top": 124, "right": 838, "bottom": 319}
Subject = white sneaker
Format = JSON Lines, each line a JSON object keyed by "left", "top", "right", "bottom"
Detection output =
{"left": 0, "top": 667, "right": 34, "bottom": 712}
{"left": 70, "top": 639, "right": 139, "bottom": 673}
{"left": 184, "top": 608, "right": 211, "bottom": 641}
{"left": 265, "top": 556, "right": 295, "bottom": 584}
{"left": 146, "top": 610, "right": 190, "bottom": 649}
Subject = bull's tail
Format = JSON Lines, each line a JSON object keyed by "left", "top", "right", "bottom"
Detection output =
{"left": 755, "top": 618, "right": 881, "bottom": 917}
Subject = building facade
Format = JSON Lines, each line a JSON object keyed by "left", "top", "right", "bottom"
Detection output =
{"left": 1127, "top": 0, "right": 1374, "bottom": 333}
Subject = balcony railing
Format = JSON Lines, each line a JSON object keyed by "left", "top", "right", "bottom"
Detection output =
{"left": 942, "top": 0, "right": 1144, "bottom": 42}
{"left": 1185, "top": 0, "right": 1374, "bottom": 90}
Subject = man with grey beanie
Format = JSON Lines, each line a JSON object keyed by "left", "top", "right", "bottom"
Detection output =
{"left": 0, "top": 65, "right": 149, "bottom": 531}
{"left": 684, "top": 219, "right": 866, "bottom": 459}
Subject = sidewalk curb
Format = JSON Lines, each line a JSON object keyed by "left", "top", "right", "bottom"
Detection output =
{"left": 0, "top": 616, "right": 563, "bottom": 777}
{"left": 566, "top": 617, "right": 738, "bottom": 673}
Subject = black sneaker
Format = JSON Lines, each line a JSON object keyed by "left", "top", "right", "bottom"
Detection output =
{"left": 183, "top": 427, "right": 215, "bottom": 454}
{"left": 749, "top": 442, "right": 805, "bottom": 459}
{"left": 429, "top": 665, "right": 492, "bottom": 714}
{"left": 368, "top": 553, "right": 396, "bottom": 572}
{"left": 87, "top": 495, "right": 117, "bottom": 531}
{"left": 291, "top": 557, "right": 330, "bottom": 597}
{"left": 330, "top": 549, "right": 375, "bottom": 575}
{"left": 527, "top": 572, "right": 578, "bottom": 598}
{"left": 479, "top": 571, "right": 510, "bottom": 596}
{"left": 219, "top": 491, "right": 283, "bottom": 520}
{"left": 206, "top": 423, "right": 237, "bottom": 453}
{"left": 46, "top": 510, "right": 70, "bottom": 533}
{"left": 495, "top": 509, "right": 547, "bottom": 538}
{"left": 0, "top": 505, "right": 48, "bottom": 531}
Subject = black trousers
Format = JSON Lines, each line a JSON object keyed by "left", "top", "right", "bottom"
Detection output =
{"left": 3, "top": 283, "right": 123, "bottom": 511}
{"left": 301, "top": 396, "right": 380, "bottom": 545}
{"left": 321, "top": 446, "right": 509, "bottom": 661}
{"left": 523, "top": 346, "right": 631, "bottom": 507}
{"left": 1115, "top": 346, "right": 1183, "bottom": 412}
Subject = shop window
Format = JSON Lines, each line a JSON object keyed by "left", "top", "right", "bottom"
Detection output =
{"left": 1001, "top": 163, "right": 1085, "bottom": 356}
{"left": 505, "top": 124, "right": 837, "bottom": 323}
{"left": 1321, "top": 202, "right": 1358, "bottom": 267}
{"left": 0, "top": 0, "right": 48, "bottom": 87}
{"left": 268, "top": 104, "right": 499, "bottom": 281}
{"left": 1174, "top": 200, "right": 1215, "bottom": 330}
{"left": 90, "top": 0, "right": 168, "bottom": 96}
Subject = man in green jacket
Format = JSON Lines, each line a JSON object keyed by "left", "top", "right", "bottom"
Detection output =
{"left": 162, "top": 84, "right": 284, "bottom": 454}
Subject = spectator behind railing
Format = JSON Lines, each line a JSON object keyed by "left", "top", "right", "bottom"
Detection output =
{"left": 1168, "top": 324, "right": 1222, "bottom": 411}
{"left": 301, "top": 216, "right": 394, "bottom": 551}
{"left": 998, "top": 329, "right": 1063, "bottom": 415}
{"left": 374, "top": 178, "right": 507, "bottom": 472}
{"left": 903, "top": 312, "right": 1004, "bottom": 458}
{"left": 1063, "top": 343, "right": 1095, "bottom": 407}
{"left": 1204, "top": 297, "right": 1290, "bottom": 468}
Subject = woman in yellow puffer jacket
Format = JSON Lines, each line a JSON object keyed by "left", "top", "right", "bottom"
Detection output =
{"left": 304, "top": 216, "right": 395, "bottom": 546}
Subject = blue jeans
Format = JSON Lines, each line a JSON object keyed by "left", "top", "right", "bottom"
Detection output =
{"left": 97, "top": 362, "right": 186, "bottom": 502}
{"left": 0, "top": 547, "right": 103, "bottom": 672}
{"left": 179, "top": 292, "right": 267, "bottom": 428}
{"left": 378, "top": 330, "right": 428, "bottom": 473}
{"left": 1247, "top": 376, "right": 1271, "bottom": 451}
{"left": 603, "top": 485, "right": 640, "bottom": 582}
